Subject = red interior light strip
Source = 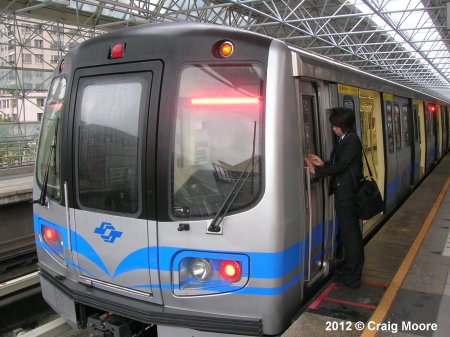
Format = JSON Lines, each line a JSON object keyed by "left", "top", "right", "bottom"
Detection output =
{"left": 191, "top": 97, "right": 260, "bottom": 105}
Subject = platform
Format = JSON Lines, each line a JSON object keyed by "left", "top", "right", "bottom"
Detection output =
{"left": 283, "top": 154, "right": 450, "bottom": 337}
{"left": 0, "top": 173, "right": 33, "bottom": 205}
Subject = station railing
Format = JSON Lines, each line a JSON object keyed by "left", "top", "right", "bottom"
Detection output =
{"left": 0, "top": 122, "right": 40, "bottom": 170}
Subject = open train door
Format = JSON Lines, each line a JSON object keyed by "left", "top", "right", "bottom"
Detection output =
{"left": 297, "top": 80, "right": 327, "bottom": 283}
{"left": 68, "top": 61, "right": 163, "bottom": 304}
{"left": 358, "top": 89, "right": 384, "bottom": 234}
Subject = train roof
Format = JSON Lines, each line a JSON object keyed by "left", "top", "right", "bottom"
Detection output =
{"left": 291, "top": 45, "right": 449, "bottom": 105}
{"left": 65, "top": 22, "right": 448, "bottom": 104}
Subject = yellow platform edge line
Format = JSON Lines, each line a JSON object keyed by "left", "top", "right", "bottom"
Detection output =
{"left": 360, "top": 175, "right": 450, "bottom": 337}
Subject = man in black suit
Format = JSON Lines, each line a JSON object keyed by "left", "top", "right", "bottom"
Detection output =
{"left": 304, "top": 107, "right": 364, "bottom": 289}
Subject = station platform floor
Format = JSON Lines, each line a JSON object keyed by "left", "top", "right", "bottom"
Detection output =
{"left": 0, "top": 172, "right": 33, "bottom": 205}
{"left": 283, "top": 153, "right": 450, "bottom": 337}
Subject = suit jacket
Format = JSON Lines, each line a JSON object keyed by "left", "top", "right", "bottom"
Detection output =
{"left": 315, "top": 132, "right": 363, "bottom": 201}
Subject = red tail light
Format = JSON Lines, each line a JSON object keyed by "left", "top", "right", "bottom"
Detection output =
{"left": 428, "top": 104, "right": 436, "bottom": 113}
{"left": 219, "top": 260, "right": 241, "bottom": 282}
{"left": 41, "top": 224, "right": 64, "bottom": 259}
{"left": 43, "top": 226, "right": 57, "bottom": 243}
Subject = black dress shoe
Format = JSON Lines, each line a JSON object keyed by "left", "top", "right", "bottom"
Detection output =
{"left": 333, "top": 272, "right": 344, "bottom": 282}
{"left": 344, "top": 281, "right": 360, "bottom": 289}
{"left": 333, "top": 274, "right": 360, "bottom": 289}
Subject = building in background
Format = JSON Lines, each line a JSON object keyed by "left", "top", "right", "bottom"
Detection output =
{"left": 0, "top": 15, "right": 100, "bottom": 122}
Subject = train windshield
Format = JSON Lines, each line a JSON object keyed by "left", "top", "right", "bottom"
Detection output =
{"left": 36, "top": 76, "right": 66, "bottom": 200}
{"left": 173, "top": 64, "right": 264, "bottom": 218}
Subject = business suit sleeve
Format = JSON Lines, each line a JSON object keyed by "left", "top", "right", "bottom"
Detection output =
{"left": 315, "top": 134, "right": 361, "bottom": 177}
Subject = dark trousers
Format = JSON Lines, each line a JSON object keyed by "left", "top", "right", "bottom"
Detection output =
{"left": 335, "top": 197, "right": 364, "bottom": 286}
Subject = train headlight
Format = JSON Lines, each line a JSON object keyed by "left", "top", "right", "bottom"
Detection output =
{"left": 174, "top": 252, "right": 248, "bottom": 295}
{"left": 190, "top": 258, "right": 212, "bottom": 282}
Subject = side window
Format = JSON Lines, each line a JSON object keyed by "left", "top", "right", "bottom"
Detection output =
{"left": 393, "top": 103, "right": 402, "bottom": 149}
{"left": 36, "top": 76, "right": 66, "bottom": 200}
{"left": 386, "top": 101, "right": 394, "bottom": 153}
{"left": 402, "top": 104, "right": 410, "bottom": 147}
{"left": 302, "top": 95, "right": 317, "bottom": 156}
{"left": 343, "top": 95, "right": 355, "bottom": 112}
{"left": 75, "top": 73, "right": 151, "bottom": 214}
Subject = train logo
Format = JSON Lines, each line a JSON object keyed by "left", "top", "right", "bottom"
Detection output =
{"left": 93, "top": 222, "right": 123, "bottom": 244}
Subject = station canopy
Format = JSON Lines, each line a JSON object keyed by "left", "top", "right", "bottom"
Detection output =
{"left": 1, "top": 0, "right": 450, "bottom": 101}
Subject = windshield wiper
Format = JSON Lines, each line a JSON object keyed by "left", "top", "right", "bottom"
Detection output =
{"left": 208, "top": 121, "right": 257, "bottom": 233}
{"left": 33, "top": 118, "right": 59, "bottom": 206}
{"left": 207, "top": 161, "right": 256, "bottom": 233}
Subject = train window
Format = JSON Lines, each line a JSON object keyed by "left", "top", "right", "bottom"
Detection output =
{"left": 302, "top": 95, "right": 316, "bottom": 155}
{"left": 385, "top": 102, "right": 394, "bottom": 153}
{"left": 36, "top": 76, "right": 66, "bottom": 201}
{"left": 76, "top": 73, "right": 150, "bottom": 214}
{"left": 402, "top": 104, "right": 410, "bottom": 147}
{"left": 173, "top": 64, "right": 264, "bottom": 218}
{"left": 343, "top": 95, "right": 355, "bottom": 112}
{"left": 393, "top": 104, "right": 402, "bottom": 149}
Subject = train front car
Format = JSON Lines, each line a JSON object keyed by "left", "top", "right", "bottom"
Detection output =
{"left": 33, "top": 24, "right": 303, "bottom": 336}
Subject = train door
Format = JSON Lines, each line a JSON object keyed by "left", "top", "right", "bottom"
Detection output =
{"left": 445, "top": 106, "right": 450, "bottom": 151}
{"left": 69, "top": 62, "right": 163, "bottom": 303}
{"left": 425, "top": 103, "right": 437, "bottom": 172}
{"left": 394, "top": 97, "right": 412, "bottom": 201}
{"left": 413, "top": 100, "right": 425, "bottom": 180}
{"left": 437, "top": 105, "right": 443, "bottom": 159}
{"left": 408, "top": 99, "right": 420, "bottom": 185}
{"left": 298, "top": 80, "right": 326, "bottom": 282}
{"left": 358, "top": 89, "right": 385, "bottom": 233}
{"left": 444, "top": 106, "right": 450, "bottom": 151}
{"left": 440, "top": 106, "right": 447, "bottom": 154}
{"left": 382, "top": 93, "right": 397, "bottom": 210}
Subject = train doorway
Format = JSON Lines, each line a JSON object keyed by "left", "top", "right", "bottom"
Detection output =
{"left": 358, "top": 89, "right": 384, "bottom": 234}
{"left": 298, "top": 80, "right": 327, "bottom": 282}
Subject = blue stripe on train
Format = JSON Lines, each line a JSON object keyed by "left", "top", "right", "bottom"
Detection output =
{"left": 34, "top": 215, "right": 336, "bottom": 296}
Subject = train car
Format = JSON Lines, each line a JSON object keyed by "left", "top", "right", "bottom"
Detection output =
{"left": 33, "top": 23, "right": 449, "bottom": 337}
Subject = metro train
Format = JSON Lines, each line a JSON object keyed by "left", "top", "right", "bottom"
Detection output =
{"left": 33, "top": 23, "right": 449, "bottom": 337}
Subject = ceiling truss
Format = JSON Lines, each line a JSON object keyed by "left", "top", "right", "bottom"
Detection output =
{"left": 0, "top": 0, "right": 449, "bottom": 101}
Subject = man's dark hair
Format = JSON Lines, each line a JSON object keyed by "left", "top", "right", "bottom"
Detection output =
{"left": 329, "top": 107, "right": 356, "bottom": 133}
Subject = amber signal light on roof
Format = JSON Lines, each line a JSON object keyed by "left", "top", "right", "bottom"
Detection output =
{"left": 219, "top": 41, "right": 234, "bottom": 58}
